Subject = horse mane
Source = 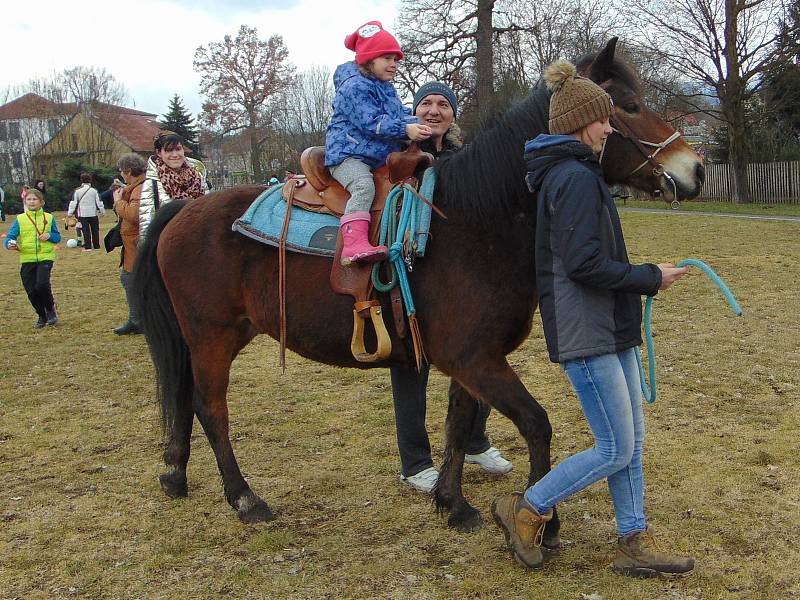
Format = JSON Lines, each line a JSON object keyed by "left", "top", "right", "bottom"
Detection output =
{"left": 435, "top": 85, "right": 550, "bottom": 228}
{"left": 435, "top": 50, "right": 641, "bottom": 228}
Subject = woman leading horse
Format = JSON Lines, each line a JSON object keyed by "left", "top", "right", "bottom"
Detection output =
{"left": 133, "top": 40, "right": 704, "bottom": 537}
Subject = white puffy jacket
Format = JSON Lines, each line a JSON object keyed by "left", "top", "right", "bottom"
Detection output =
{"left": 138, "top": 156, "right": 207, "bottom": 238}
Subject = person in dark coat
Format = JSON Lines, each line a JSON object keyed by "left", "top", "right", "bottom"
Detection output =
{"left": 491, "top": 59, "right": 693, "bottom": 577}
{"left": 392, "top": 82, "right": 513, "bottom": 495}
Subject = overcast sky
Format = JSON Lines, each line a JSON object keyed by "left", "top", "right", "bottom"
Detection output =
{"left": 6, "top": 0, "right": 400, "bottom": 119}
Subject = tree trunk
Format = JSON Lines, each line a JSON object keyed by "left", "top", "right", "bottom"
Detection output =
{"left": 248, "top": 111, "right": 263, "bottom": 183}
{"left": 723, "top": 0, "right": 751, "bottom": 203}
{"left": 475, "top": 0, "right": 495, "bottom": 120}
{"left": 726, "top": 102, "right": 751, "bottom": 203}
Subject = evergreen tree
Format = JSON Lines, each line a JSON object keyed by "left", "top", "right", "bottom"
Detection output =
{"left": 160, "top": 94, "right": 200, "bottom": 156}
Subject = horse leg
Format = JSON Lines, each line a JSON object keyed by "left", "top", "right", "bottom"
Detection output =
{"left": 447, "top": 358, "right": 561, "bottom": 545}
{"left": 190, "top": 329, "right": 273, "bottom": 524}
{"left": 434, "top": 380, "right": 485, "bottom": 532}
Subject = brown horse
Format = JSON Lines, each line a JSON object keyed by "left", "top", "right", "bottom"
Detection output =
{"left": 133, "top": 39, "right": 704, "bottom": 537}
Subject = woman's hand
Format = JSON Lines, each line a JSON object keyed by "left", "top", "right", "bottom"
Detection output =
{"left": 406, "top": 123, "right": 432, "bottom": 141}
{"left": 113, "top": 187, "right": 124, "bottom": 205}
{"left": 657, "top": 263, "right": 689, "bottom": 290}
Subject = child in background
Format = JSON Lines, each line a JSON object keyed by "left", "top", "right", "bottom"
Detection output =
{"left": 4, "top": 189, "right": 61, "bottom": 328}
{"left": 325, "top": 21, "right": 431, "bottom": 265}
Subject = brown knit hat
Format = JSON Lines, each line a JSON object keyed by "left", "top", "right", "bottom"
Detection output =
{"left": 544, "top": 59, "right": 613, "bottom": 135}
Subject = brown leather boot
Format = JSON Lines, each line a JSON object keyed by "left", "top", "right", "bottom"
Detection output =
{"left": 491, "top": 492, "right": 553, "bottom": 569}
{"left": 613, "top": 526, "right": 695, "bottom": 578}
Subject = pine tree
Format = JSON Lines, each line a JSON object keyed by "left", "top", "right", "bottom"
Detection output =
{"left": 160, "top": 94, "right": 200, "bottom": 156}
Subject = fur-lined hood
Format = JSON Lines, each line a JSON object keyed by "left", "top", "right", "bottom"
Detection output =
{"left": 421, "top": 122, "right": 463, "bottom": 158}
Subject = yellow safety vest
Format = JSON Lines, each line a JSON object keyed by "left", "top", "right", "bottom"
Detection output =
{"left": 16, "top": 210, "right": 56, "bottom": 263}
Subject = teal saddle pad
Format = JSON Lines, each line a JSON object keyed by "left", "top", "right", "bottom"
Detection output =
{"left": 231, "top": 184, "right": 339, "bottom": 257}
{"left": 232, "top": 170, "right": 435, "bottom": 258}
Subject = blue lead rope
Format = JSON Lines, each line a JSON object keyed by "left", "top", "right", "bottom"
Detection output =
{"left": 636, "top": 258, "right": 743, "bottom": 403}
{"left": 371, "top": 169, "right": 436, "bottom": 319}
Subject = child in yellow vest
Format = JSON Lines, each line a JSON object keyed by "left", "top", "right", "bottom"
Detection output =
{"left": 4, "top": 189, "right": 61, "bottom": 328}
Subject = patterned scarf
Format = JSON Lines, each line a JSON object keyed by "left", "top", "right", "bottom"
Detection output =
{"left": 154, "top": 155, "right": 203, "bottom": 199}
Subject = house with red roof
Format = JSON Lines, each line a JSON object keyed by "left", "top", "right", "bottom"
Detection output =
{"left": 0, "top": 93, "right": 76, "bottom": 184}
{"left": 0, "top": 92, "right": 162, "bottom": 185}
{"left": 34, "top": 102, "right": 161, "bottom": 179}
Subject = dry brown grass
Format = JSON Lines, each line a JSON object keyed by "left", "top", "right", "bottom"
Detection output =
{"left": 1, "top": 211, "right": 798, "bottom": 600}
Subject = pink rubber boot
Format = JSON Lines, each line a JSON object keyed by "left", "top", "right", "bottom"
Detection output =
{"left": 340, "top": 211, "right": 388, "bottom": 266}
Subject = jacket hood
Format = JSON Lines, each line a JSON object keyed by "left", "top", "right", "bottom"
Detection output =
{"left": 524, "top": 134, "right": 597, "bottom": 194}
{"left": 333, "top": 61, "right": 362, "bottom": 90}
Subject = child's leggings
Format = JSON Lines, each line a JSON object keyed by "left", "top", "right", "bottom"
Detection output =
{"left": 330, "top": 158, "right": 374, "bottom": 215}
{"left": 20, "top": 261, "right": 55, "bottom": 319}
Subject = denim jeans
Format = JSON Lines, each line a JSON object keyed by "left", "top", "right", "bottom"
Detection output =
{"left": 390, "top": 364, "right": 491, "bottom": 477}
{"left": 524, "top": 347, "right": 646, "bottom": 536}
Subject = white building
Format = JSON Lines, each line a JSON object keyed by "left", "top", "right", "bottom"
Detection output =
{"left": 0, "top": 93, "right": 73, "bottom": 185}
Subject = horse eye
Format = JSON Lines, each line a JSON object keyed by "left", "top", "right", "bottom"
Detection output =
{"left": 623, "top": 102, "right": 640, "bottom": 114}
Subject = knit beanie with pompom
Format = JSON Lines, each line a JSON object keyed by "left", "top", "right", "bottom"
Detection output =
{"left": 544, "top": 59, "right": 613, "bottom": 135}
{"left": 344, "top": 21, "right": 404, "bottom": 65}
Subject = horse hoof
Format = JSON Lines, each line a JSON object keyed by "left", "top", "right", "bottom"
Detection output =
{"left": 448, "top": 508, "right": 484, "bottom": 533}
{"left": 159, "top": 471, "right": 188, "bottom": 498}
{"left": 236, "top": 492, "right": 275, "bottom": 524}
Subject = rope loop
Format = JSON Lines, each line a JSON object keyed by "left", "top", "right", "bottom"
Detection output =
{"left": 637, "top": 258, "right": 742, "bottom": 403}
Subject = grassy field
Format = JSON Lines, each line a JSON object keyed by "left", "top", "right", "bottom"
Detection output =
{"left": 616, "top": 198, "right": 800, "bottom": 217}
{"left": 1, "top": 209, "right": 799, "bottom": 600}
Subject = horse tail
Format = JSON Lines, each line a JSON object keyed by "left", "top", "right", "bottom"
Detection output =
{"left": 132, "top": 199, "right": 193, "bottom": 436}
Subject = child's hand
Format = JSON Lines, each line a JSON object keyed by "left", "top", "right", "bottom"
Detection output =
{"left": 7, "top": 240, "right": 19, "bottom": 251}
{"left": 406, "top": 123, "right": 432, "bottom": 141}
{"left": 38, "top": 233, "right": 50, "bottom": 241}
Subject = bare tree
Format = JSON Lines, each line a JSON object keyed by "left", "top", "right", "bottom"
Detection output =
{"left": 271, "top": 66, "right": 334, "bottom": 163}
{"left": 195, "top": 25, "right": 295, "bottom": 182}
{"left": 623, "top": 0, "right": 800, "bottom": 202}
{"left": 396, "top": 0, "right": 527, "bottom": 119}
{"left": 497, "top": 0, "right": 620, "bottom": 79}
{"left": 1, "top": 68, "right": 129, "bottom": 182}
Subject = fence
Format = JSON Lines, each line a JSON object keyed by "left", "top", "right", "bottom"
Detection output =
{"left": 703, "top": 161, "right": 800, "bottom": 203}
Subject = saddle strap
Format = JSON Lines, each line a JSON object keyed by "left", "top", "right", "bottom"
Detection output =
{"left": 278, "top": 178, "right": 301, "bottom": 370}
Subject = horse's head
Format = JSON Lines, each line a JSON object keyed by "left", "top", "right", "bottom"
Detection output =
{"left": 578, "top": 38, "right": 705, "bottom": 201}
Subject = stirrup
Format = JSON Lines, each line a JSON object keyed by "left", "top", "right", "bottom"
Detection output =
{"left": 351, "top": 300, "right": 391, "bottom": 362}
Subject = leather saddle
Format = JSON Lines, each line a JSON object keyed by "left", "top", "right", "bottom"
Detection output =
{"left": 277, "top": 145, "right": 434, "bottom": 365}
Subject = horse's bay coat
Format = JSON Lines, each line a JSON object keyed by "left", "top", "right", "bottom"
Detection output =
{"left": 525, "top": 134, "right": 662, "bottom": 363}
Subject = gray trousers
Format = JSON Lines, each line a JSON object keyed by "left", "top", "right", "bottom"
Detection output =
{"left": 330, "top": 158, "right": 374, "bottom": 215}
{"left": 120, "top": 269, "right": 140, "bottom": 325}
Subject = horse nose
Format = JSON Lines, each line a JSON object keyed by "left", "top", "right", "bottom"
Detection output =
{"left": 695, "top": 163, "right": 706, "bottom": 185}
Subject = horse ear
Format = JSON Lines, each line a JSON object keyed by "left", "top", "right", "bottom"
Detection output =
{"left": 589, "top": 37, "right": 618, "bottom": 82}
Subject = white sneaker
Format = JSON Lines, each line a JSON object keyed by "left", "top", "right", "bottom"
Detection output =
{"left": 465, "top": 446, "right": 513, "bottom": 474}
{"left": 400, "top": 467, "right": 439, "bottom": 494}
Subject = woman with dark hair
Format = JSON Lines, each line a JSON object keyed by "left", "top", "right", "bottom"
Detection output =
{"left": 112, "top": 153, "right": 147, "bottom": 334}
{"left": 67, "top": 172, "right": 104, "bottom": 251}
{"left": 392, "top": 81, "right": 513, "bottom": 494}
{"left": 138, "top": 131, "right": 207, "bottom": 239}
{"left": 33, "top": 179, "right": 47, "bottom": 201}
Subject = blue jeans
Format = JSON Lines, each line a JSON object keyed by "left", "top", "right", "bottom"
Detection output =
{"left": 524, "top": 347, "right": 646, "bottom": 536}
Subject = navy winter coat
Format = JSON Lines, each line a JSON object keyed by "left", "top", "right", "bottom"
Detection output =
{"left": 325, "top": 61, "right": 416, "bottom": 169}
{"left": 525, "top": 134, "right": 662, "bottom": 363}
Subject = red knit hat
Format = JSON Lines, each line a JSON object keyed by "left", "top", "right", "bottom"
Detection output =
{"left": 344, "top": 21, "right": 403, "bottom": 65}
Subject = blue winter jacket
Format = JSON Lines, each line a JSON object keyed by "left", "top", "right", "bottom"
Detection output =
{"left": 325, "top": 62, "right": 416, "bottom": 169}
{"left": 525, "top": 134, "right": 662, "bottom": 363}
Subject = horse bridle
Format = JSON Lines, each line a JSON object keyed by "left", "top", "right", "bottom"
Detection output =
{"left": 597, "top": 80, "right": 682, "bottom": 199}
